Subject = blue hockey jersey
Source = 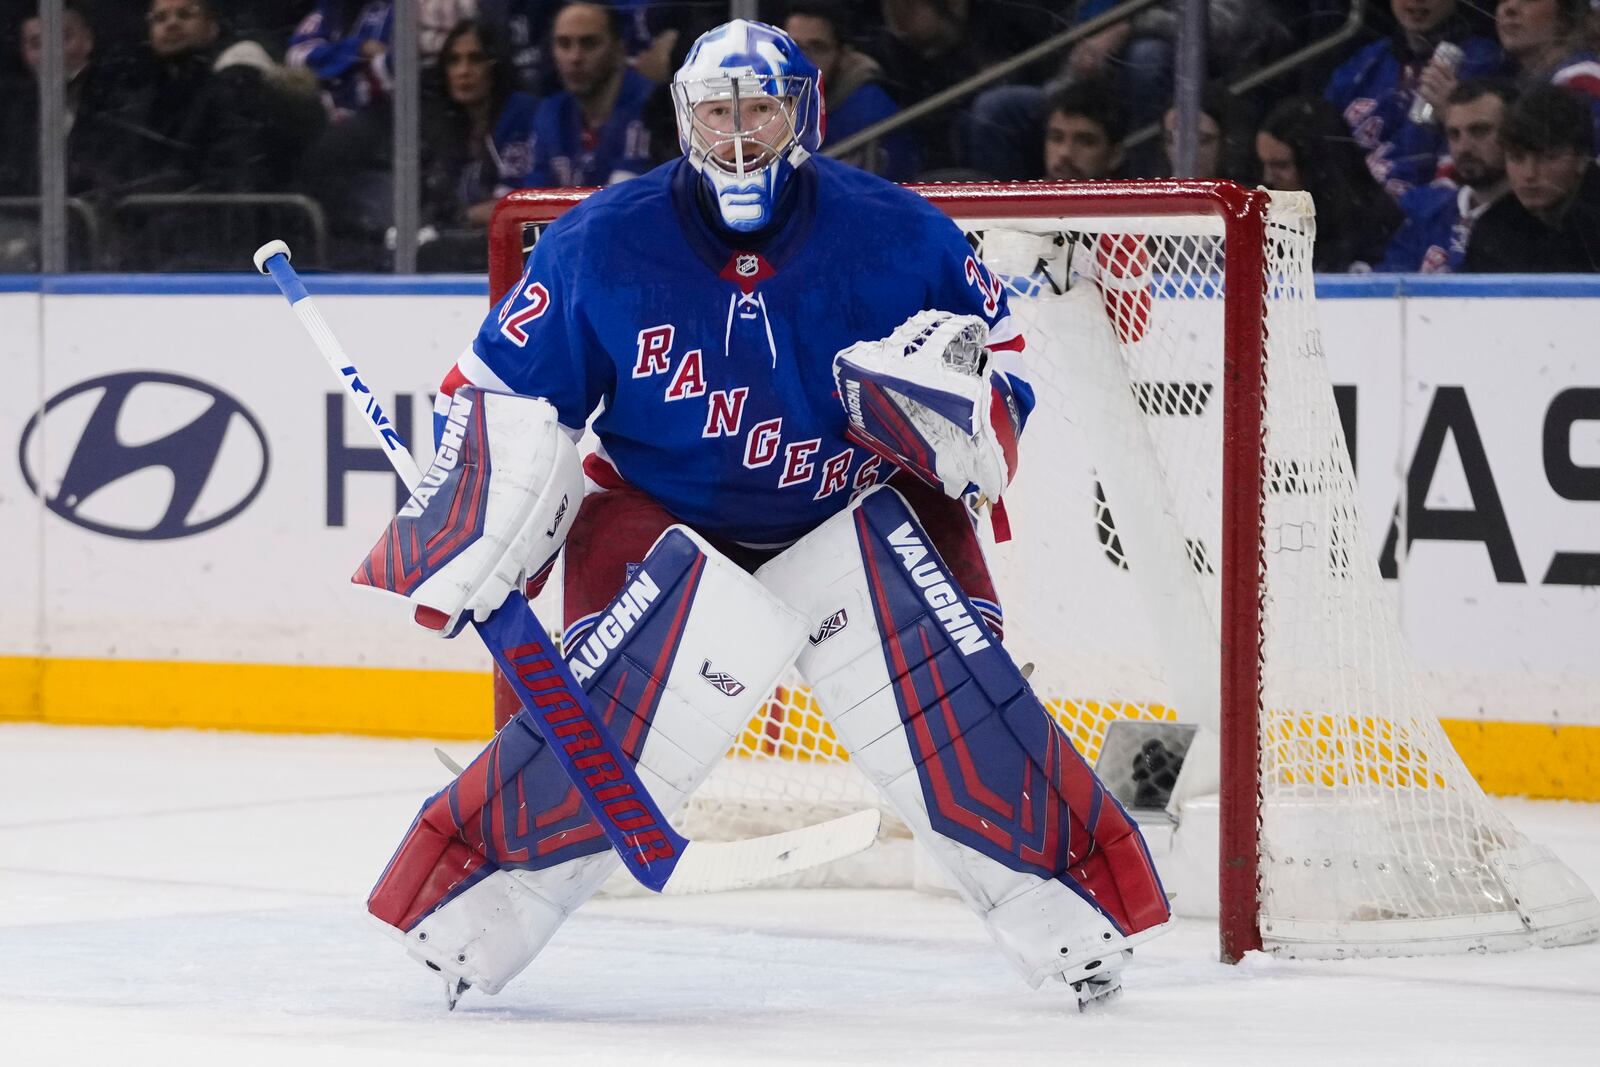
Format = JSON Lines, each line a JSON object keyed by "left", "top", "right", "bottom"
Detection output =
{"left": 287, "top": 1, "right": 394, "bottom": 118}
{"left": 1378, "top": 183, "right": 1472, "bottom": 273}
{"left": 1325, "top": 33, "right": 1502, "bottom": 198}
{"left": 445, "top": 156, "right": 1032, "bottom": 546}
{"left": 526, "top": 67, "right": 655, "bottom": 187}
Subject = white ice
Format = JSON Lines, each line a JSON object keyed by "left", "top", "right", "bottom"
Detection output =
{"left": 2, "top": 724, "right": 1596, "bottom": 1066}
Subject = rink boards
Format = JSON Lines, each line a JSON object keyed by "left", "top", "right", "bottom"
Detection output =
{"left": 1, "top": 274, "right": 1597, "bottom": 800}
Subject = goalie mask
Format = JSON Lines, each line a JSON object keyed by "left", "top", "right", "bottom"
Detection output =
{"left": 672, "top": 19, "right": 823, "bottom": 233}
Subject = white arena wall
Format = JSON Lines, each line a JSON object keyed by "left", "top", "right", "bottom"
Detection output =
{"left": 1, "top": 274, "right": 1596, "bottom": 800}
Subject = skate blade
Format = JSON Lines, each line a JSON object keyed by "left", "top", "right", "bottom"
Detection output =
{"left": 1072, "top": 974, "right": 1123, "bottom": 1012}
{"left": 443, "top": 975, "right": 471, "bottom": 1010}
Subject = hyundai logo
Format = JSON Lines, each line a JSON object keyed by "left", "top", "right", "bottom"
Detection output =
{"left": 18, "top": 372, "right": 269, "bottom": 540}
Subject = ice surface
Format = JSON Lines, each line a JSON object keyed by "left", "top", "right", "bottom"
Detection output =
{"left": 2, "top": 724, "right": 1596, "bottom": 1066}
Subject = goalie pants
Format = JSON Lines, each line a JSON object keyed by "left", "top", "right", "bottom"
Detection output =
{"left": 497, "top": 471, "right": 1004, "bottom": 731}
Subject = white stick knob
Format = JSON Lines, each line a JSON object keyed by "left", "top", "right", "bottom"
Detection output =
{"left": 252, "top": 240, "right": 292, "bottom": 275}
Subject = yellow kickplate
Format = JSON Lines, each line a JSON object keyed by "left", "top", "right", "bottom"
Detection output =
{"left": 2, "top": 657, "right": 1595, "bottom": 800}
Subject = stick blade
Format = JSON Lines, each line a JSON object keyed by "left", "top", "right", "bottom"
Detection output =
{"left": 660, "top": 809, "right": 882, "bottom": 896}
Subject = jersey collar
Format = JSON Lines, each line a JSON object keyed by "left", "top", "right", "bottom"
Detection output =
{"left": 668, "top": 159, "right": 818, "bottom": 283}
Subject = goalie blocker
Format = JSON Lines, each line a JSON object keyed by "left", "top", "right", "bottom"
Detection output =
{"left": 352, "top": 387, "right": 582, "bottom": 637}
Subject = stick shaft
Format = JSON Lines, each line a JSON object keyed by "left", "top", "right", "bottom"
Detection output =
{"left": 261, "top": 252, "right": 424, "bottom": 488}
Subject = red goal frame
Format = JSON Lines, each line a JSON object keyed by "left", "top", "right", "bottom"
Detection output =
{"left": 487, "top": 179, "right": 1274, "bottom": 963}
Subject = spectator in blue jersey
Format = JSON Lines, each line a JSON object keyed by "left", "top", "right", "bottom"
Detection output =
{"left": 783, "top": 1, "right": 919, "bottom": 181}
{"left": 1466, "top": 83, "right": 1600, "bottom": 270}
{"left": 525, "top": 1, "right": 652, "bottom": 187}
{"left": 287, "top": 0, "right": 392, "bottom": 121}
{"left": 1042, "top": 80, "right": 1127, "bottom": 182}
{"left": 1498, "top": 0, "right": 1600, "bottom": 95}
{"left": 1429, "top": 1, "right": 1600, "bottom": 143}
{"left": 1257, "top": 95, "right": 1404, "bottom": 272}
{"left": 1325, "top": 1, "right": 1502, "bottom": 200}
{"left": 477, "top": 1, "right": 682, "bottom": 96}
{"left": 1381, "top": 80, "right": 1517, "bottom": 272}
{"left": 418, "top": 18, "right": 539, "bottom": 269}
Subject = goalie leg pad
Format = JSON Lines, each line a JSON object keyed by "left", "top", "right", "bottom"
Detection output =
{"left": 884, "top": 471, "right": 1005, "bottom": 640}
{"left": 352, "top": 386, "right": 582, "bottom": 636}
{"left": 368, "top": 525, "right": 809, "bottom": 993}
{"left": 757, "top": 487, "right": 1171, "bottom": 987}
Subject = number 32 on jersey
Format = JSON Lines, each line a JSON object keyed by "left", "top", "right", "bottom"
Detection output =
{"left": 499, "top": 280, "right": 551, "bottom": 346}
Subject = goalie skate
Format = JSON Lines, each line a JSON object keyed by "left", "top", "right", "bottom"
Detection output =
{"left": 1063, "top": 950, "right": 1130, "bottom": 1011}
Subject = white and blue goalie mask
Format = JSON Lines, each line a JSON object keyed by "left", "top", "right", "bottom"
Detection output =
{"left": 672, "top": 20, "right": 824, "bottom": 233}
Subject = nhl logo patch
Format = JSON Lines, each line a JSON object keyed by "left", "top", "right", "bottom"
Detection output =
{"left": 721, "top": 251, "right": 774, "bottom": 293}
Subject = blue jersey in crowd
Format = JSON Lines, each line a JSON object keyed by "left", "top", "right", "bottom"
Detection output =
{"left": 482, "top": 1, "right": 655, "bottom": 95}
{"left": 287, "top": 1, "right": 394, "bottom": 118}
{"left": 1325, "top": 34, "right": 1502, "bottom": 197}
{"left": 1549, "top": 50, "right": 1600, "bottom": 147}
{"left": 1378, "top": 183, "right": 1473, "bottom": 273}
{"left": 527, "top": 67, "right": 655, "bottom": 187}
{"left": 443, "top": 156, "right": 1032, "bottom": 546}
{"left": 486, "top": 92, "right": 541, "bottom": 195}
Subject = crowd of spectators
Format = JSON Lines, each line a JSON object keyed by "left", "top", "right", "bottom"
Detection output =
{"left": 1312, "top": 0, "right": 1600, "bottom": 270}
{"left": 1, "top": 0, "right": 1598, "bottom": 272}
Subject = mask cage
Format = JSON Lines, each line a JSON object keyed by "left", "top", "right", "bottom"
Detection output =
{"left": 672, "top": 73, "right": 815, "bottom": 176}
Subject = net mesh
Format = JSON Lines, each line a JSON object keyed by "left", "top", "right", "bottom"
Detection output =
{"left": 508, "top": 185, "right": 1597, "bottom": 954}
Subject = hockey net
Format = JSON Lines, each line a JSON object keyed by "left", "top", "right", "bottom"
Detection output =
{"left": 489, "top": 180, "right": 1599, "bottom": 961}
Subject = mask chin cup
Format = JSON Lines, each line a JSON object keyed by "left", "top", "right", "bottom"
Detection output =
{"left": 702, "top": 160, "right": 785, "bottom": 232}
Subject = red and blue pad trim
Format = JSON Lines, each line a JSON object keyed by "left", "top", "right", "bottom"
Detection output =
{"left": 352, "top": 386, "right": 492, "bottom": 632}
{"left": 853, "top": 490, "right": 1170, "bottom": 936}
{"left": 842, "top": 375, "right": 944, "bottom": 490}
{"left": 368, "top": 531, "right": 709, "bottom": 930}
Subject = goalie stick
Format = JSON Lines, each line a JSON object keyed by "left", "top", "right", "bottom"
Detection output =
{"left": 252, "top": 239, "right": 880, "bottom": 896}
